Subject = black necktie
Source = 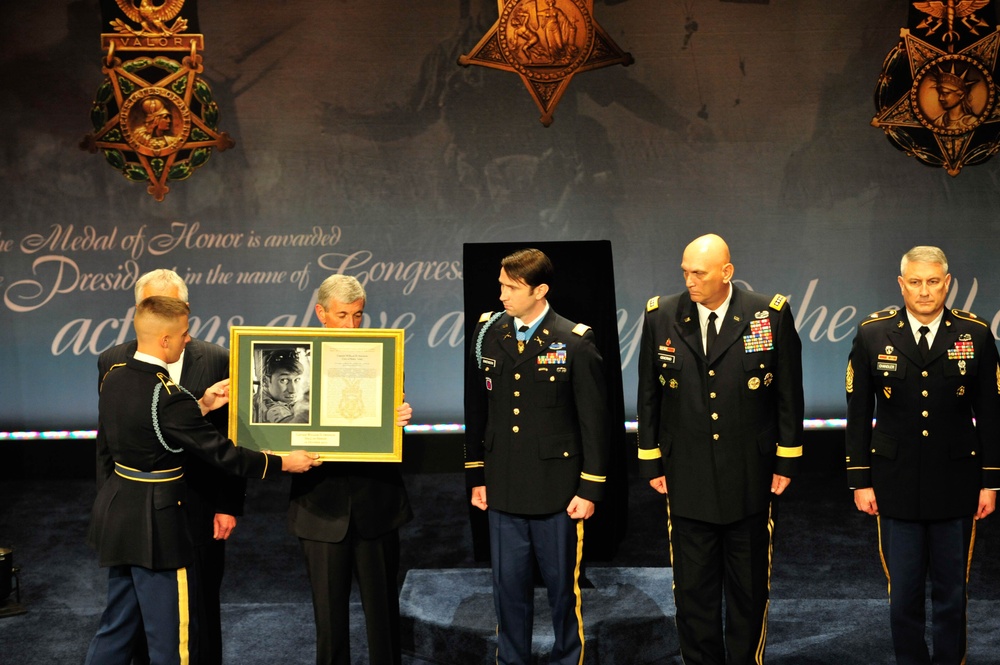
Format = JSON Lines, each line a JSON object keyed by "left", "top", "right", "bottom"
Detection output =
{"left": 706, "top": 312, "right": 718, "bottom": 357}
{"left": 517, "top": 325, "right": 529, "bottom": 354}
{"left": 917, "top": 325, "right": 930, "bottom": 361}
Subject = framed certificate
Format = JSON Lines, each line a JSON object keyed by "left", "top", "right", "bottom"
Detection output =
{"left": 228, "top": 326, "right": 405, "bottom": 461}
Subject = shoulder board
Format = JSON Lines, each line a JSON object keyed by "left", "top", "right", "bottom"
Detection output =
{"left": 860, "top": 308, "right": 899, "bottom": 326}
{"left": 646, "top": 296, "right": 660, "bottom": 312}
{"left": 769, "top": 294, "right": 787, "bottom": 311}
{"left": 572, "top": 323, "right": 591, "bottom": 336}
{"left": 478, "top": 311, "right": 494, "bottom": 323}
{"left": 951, "top": 309, "right": 988, "bottom": 327}
{"left": 157, "top": 372, "right": 180, "bottom": 395}
{"left": 99, "top": 362, "right": 127, "bottom": 391}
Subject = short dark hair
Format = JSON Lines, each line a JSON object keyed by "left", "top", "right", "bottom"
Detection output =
{"left": 135, "top": 295, "right": 190, "bottom": 322}
{"left": 501, "top": 248, "right": 554, "bottom": 290}
{"left": 261, "top": 348, "right": 305, "bottom": 381}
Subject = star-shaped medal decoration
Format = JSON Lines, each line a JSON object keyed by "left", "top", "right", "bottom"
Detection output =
{"left": 459, "top": 0, "right": 633, "bottom": 126}
{"left": 80, "top": 0, "right": 234, "bottom": 201}
{"left": 872, "top": 2, "right": 1000, "bottom": 176}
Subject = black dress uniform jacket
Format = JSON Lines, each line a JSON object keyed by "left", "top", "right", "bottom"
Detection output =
{"left": 465, "top": 308, "right": 610, "bottom": 515}
{"left": 97, "top": 338, "right": 246, "bottom": 544}
{"left": 88, "top": 357, "right": 283, "bottom": 570}
{"left": 636, "top": 286, "right": 805, "bottom": 524}
{"left": 845, "top": 307, "right": 1000, "bottom": 520}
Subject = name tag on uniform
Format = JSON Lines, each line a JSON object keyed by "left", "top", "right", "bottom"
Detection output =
{"left": 876, "top": 361, "right": 897, "bottom": 372}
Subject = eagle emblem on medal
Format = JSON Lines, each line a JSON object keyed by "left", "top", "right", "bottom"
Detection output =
{"left": 110, "top": 0, "right": 189, "bottom": 37}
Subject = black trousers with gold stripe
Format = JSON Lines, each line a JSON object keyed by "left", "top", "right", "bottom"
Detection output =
{"left": 668, "top": 503, "right": 773, "bottom": 665}
{"left": 878, "top": 515, "right": 975, "bottom": 665}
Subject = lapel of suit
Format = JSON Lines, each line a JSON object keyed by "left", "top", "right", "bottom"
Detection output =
{"left": 674, "top": 295, "right": 703, "bottom": 362}
{"left": 515, "top": 310, "right": 556, "bottom": 368}
{"left": 180, "top": 339, "right": 203, "bottom": 389}
{"left": 707, "top": 286, "right": 750, "bottom": 366}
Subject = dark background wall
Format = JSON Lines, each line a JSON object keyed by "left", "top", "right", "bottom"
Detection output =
{"left": 2, "top": 0, "right": 1000, "bottom": 433}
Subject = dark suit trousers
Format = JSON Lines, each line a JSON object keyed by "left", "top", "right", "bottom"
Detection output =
{"left": 668, "top": 504, "right": 773, "bottom": 665}
{"left": 488, "top": 509, "right": 585, "bottom": 665}
{"left": 299, "top": 525, "right": 402, "bottom": 665}
{"left": 879, "top": 515, "right": 974, "bottom": 665}
{"left": 192, "top": 538, "right": 226, "bottom": 665}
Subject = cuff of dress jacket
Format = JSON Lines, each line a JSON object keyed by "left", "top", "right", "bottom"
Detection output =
{"left": 846, "top": 467, "right": 871, "bottom": 490}
{"left": 638, "top": 457, "right": 663, "bottom": 480}
{"left": 982, "top": 468, "right": 1000, "bottom": 490}
{"left": 465, "top": 462, "right": 485, "bottom": 489}
{"left": 577, "top": 477, "right": 605, "bottom": 503}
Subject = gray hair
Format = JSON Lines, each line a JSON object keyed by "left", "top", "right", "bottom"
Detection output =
{"left": 134, "top": 269, "right": 188, "bottom": 304}
{"left": 317, "top": 274, "right": 366, "bottom": 309}
{"left": 900, "top": 246, "right": 949, "bottom": 275}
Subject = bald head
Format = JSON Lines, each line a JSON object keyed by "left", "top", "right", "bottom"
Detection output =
{"left": 681, "top": 233, "right": 734, "bottom": 310}
{"left": 684, "top": 234, "right": 731, "bottom": 265}
{"left": 134, "top": 296, "right": 191, "bottom": 363}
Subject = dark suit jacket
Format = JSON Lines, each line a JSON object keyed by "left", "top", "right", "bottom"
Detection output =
{"left": 465, "top": 308, "right": 611, "bottom": 516}
{"left": 845, "top": 307, "right": 1000, "bottom": 520}
{"left": 287, "top": 461, "right": 413, "bottom": 542}
{"left": 98, "top": 338, "right": 246, "bottom": 544}
{"left": 88, "top": 357, "right": 282, "bottom": 569}
{"left": 636, "top": 286, "right": 804, "bottom": 524}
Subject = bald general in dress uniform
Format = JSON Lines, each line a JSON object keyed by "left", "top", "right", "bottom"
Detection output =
{"left": 636, "top": 234, "right": 804, "bottom": 665}
{"left": 846, "top": 245, "right": 1000, "bottom": 665}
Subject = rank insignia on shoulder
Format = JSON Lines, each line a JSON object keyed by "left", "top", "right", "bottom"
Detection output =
{"left": 769, "top": 294, "right": 787, "bottom": 311}
{"left": 479, "top": 311, "right": 494, "bottom": 323}
{"left": 861, "top": 308, "right": 898, "bottom": 326}
{"left": 572, "top": 323, "right": 591, "bottom": 336}
{"left": 646, "top": 296, "right": 660, "bottom": 312}
{"left": 952, "top": 309, "right": 988, "bottom": 327}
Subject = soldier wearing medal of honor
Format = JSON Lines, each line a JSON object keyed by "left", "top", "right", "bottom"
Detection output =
{"left": 465, "top": 247, "right": 611, "bottom": 665}
{"left": 846, "top": 246, "right": 1000, "bottom": 665}
{"left": 636, "top": 233, "right": 804, "bottom": 665}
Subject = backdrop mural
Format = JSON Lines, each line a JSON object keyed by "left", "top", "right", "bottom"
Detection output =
{"left": 2, "top": 0, "right": 1000, "bottom": 431}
